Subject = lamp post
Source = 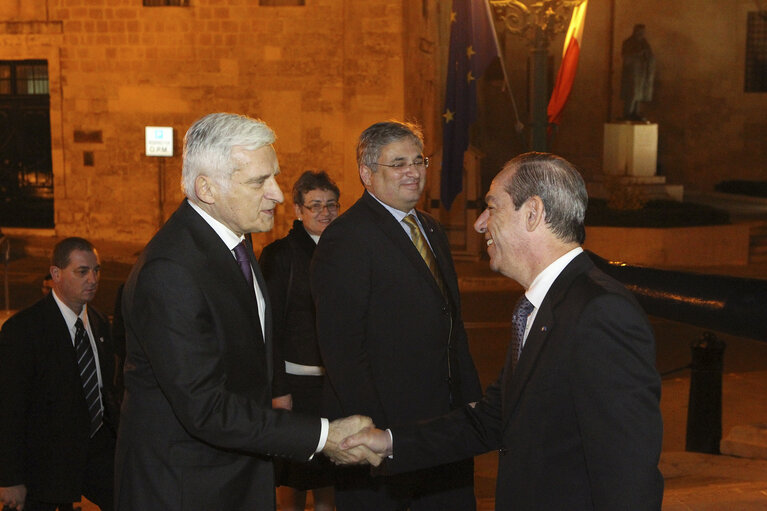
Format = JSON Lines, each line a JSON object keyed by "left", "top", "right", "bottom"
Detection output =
{"left": 489, "top": 0, "right": 585, "bottom": 151}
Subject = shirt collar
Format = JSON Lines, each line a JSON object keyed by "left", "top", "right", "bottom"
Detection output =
{"left": 368, "top": 192, "right": 415, "bottom": 223}
{"left": 525, "top": 247, "right": 583, "bottom": 308}
{"left": 51, "top": 288, "right": 89, "bottom": 333}
{"left": 188, "top": 199, "right": 244, "bottom": 250}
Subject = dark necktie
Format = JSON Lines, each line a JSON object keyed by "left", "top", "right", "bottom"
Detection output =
{"left": 510, "top": 296, "right": 535, "bottom": 371}
{"left": 75, "top": 318, "right": 103, "bottom": 437}
{"left": 402, "top": 214, "right": 446, "bottom": 296}
{"left": 234, "top": 240, "right": 255, "bottom": 299}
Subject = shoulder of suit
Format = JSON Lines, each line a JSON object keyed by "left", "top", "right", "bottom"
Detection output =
{"left": 416, "top": 209, "right": 443, "bottom": 230}
{"left": 87, "top": 305, "right": 110, "bottom": 327}
{"left": 138, "top": 207, "right": 210, "bottom": 268}
{"left": 558, "top": 264, "right": 640, "bottom": 313}
{"left": 322, "top": 196, "right": 373, "bottom": 234}
{"left": 0, "top": 295, "right": 58, "bottom": 338}
{"left": 0, "top": 300, "right": 40, "bottom": 333}
{"left": 261, "top": 236, "right": 291, "bottom": 259}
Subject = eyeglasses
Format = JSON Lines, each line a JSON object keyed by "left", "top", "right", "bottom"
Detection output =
{"left": 301, "top": 201, "right": 340, "bottom": 214}
{"left": 372, "top": 157, "right": 430, "bottom": 171}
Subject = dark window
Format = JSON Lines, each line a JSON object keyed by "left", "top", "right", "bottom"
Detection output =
{"left": 0, "top": 59, "right": 53, "bottom": 228}
{"left": 143, "top": 0, "right": 189, "bottom": 6}
{"left": 745, "top": 11, "right": 767, "bottom": 92}
{"left": 259, "top": 0, "right": 305, "bottom": 5}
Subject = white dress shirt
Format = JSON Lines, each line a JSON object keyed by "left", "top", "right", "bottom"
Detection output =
{"left": 521, "top": 247, "right": 583, "bottom": 345}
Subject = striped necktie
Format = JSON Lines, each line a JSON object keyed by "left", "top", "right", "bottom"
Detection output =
{"left": 75, "top": 318, "right": 103, "bottom": 437}
{"left": 510, "top": 296, "right": 535, "bottom": 371}
{"left": 403, "top": 214, "right": 446, "bottom": 297}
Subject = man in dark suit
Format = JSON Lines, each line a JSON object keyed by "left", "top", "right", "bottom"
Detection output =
{"left": 114, "top": 113, "right": 373, "bottom": 511}
{"left": 311, "top": 121, "right": 482, "bottom": 510}
{"left": 341, "top": 152, "right": 665, "bottom": 510}
{"left": 0, "top": 237, "right": 122, "bottom": 511}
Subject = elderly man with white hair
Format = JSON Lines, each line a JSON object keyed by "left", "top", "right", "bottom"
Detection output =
{"left": 115, "top": 113, "right": 374, "bottom": 511}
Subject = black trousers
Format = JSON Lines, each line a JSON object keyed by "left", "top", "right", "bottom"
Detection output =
{"left": 24, "top": 426, "right": 115, "bottom": 511}
{"left": 335, "top": 458, "right": 476, "bottom": 511}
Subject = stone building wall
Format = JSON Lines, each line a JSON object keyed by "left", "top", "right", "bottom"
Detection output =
{"left": 1, "top": 0, "right": 409, "bottom": 248}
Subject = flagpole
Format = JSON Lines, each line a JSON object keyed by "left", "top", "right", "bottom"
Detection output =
{"left": 488, "top": 0, "right": 587, "bottom": 151}
{"left": 482, "top": 0, "right": 524, "bottom": 135}
{"left": 531, "top": 31, "right": 549, "bottom": 151}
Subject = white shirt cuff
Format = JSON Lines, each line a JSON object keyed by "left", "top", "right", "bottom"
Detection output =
{"left": 315, "top": 418, "right": 329, "bottom": 454}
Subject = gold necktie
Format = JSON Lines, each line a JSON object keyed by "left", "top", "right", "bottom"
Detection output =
{"left": 403, "top": 214, "right": 446, "bottom": 297}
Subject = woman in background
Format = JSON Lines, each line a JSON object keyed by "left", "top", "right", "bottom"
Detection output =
{"left": 260, "top": 170, "right": 340, "bottom": 511}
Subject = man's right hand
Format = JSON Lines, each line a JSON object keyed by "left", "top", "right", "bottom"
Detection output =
{"left": 340, "top": 426, "right": 393, "bottom": 459}
{"left": 323, "top": 415, "right": 383, "bottom": 466}
{"left": 0, "top": 484, "right": 27, "bottom": 510}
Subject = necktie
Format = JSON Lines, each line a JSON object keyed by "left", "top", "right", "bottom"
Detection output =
{"left": 510, "top": 296, "right": 535, "bottom": 371}
{"left": 234, "top": 240, "right": 255, "bottom": 299}
{"left": 402, "top": 214, "right": 446, "bottom": 296}
{"left": 75, "top": 318, "right": 102, "bottom": 437}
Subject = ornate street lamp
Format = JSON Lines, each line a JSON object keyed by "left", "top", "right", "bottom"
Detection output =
{"left": 489, "top": 0, "right": 586, "bottom": 151}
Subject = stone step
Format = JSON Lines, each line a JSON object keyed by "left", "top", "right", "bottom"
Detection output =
{"left": 721, "top": 423, "right": 767, "bottom": 459}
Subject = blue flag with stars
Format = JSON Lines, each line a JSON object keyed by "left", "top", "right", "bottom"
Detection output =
{"left": 441, "top": 0, "right": 498, "bottom": 210}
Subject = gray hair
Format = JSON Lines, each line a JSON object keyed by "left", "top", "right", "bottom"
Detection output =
{"left": 503, "top": 152, "right": 588, "bottom": 244}
{"left": 181, "top": 112, "right": 276, "bottom": 200}
{"left": 356, "top": 121, "right": 424, "bottom": 168}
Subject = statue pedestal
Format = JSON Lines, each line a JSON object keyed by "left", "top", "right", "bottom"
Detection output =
{"left": 603, "top": 122, "right": 657, "bottom": 176}
{"left": 602, "top": 122, "right": 658, "bottom": 176}
{"left": 589, "top": 122, "right": 683, "bottom": 202}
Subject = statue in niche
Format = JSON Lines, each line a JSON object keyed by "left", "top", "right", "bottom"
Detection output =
{"left": 620, "top": 24, "right": 656, "bottom": 122}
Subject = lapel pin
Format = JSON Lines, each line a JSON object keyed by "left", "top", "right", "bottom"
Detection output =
{"left": 540, "top": 326, "right": 547, "bottom": 332}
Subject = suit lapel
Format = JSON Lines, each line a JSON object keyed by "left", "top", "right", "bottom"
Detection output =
{"left": 88, "top": 311, "right": 107, "bottom": 373}
{"left": 41, "top": 294, "right": 76, "bottom": 356}
{"left": 502, "top": 253, "right": 593, "bottom": 426}
{"left": 360, "top": 192, "right": 445, "bottom": 299}
{"left": 41, "top": 294, "right": 85, "bottom": 394}
{"left": 418, "top": 211, "right": 457, "bottom": 301}
{"left": 246, "top": 233, "right": 273, "bottom": 382}
{"left": 502, "top": 301, "right": 553, "bottom": 426}
{"left": 180, "top": 202, "right": 265, "bottom": 343}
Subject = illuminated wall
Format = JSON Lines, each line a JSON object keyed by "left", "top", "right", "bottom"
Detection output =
{"left": 0, "top": 0, "right": 409, "bottom": 247}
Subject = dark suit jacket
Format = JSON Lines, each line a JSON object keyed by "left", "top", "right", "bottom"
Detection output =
{"left": 260, "top": 219, "right": 323, "bottom": 398}
{"left": 311, "top": 191, "right": 482, "bottom": 428}
{"left": 387, "top": 252, "right": 664, "bottom": 510}
{"left": 115, "top": 200, "right": 322, "bottom": 511}
{"left": 0, "top": 294, "right": 121, "bottom": 503}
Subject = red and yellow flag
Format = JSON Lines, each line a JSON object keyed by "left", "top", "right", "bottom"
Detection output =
{"left": 547, "top": 1, "right": 588, "bottom": 127}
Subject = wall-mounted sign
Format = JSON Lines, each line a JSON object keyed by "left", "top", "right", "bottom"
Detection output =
{"left": 145, "top": 126, "right": 173, "bottom": 157}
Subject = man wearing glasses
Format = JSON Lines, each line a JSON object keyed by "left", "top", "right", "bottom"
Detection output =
{"left": 311, "top": 121, "right": 481, "bottom": 510}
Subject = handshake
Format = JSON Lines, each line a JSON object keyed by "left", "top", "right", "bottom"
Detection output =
{"left": 321, "top": 415, "right": 392, "bottom": 467}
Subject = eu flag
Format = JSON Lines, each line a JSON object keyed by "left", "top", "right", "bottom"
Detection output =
{"left": 441, "top": 0, "right": 498, "bottom": 210}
